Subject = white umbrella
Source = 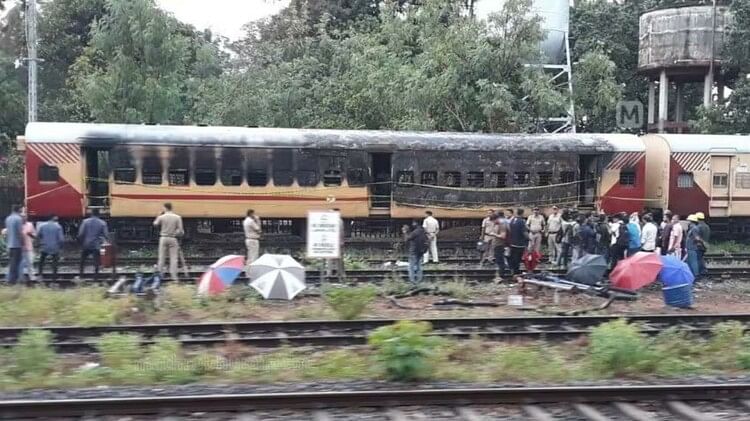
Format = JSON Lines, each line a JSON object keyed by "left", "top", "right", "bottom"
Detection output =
{"left": 248, "top": 254, "right": 306, "bottom": 300}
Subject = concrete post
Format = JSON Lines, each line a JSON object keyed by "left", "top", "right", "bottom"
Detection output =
{"left": 658, "top": 70, "right": 668, "bottom": 133}
{"left": 675, "top": 84, "right": 683, "bottom": 134}
{"left": 704, "top": 70, "right": 714, "bottom": 107}
{"left": 648, "top": 81, "right": 656, "bottom": 125}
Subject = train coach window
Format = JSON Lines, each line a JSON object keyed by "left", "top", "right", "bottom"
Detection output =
{"left": 195, "top": 168, "right": 217, "bottom": 186}
{"left": 713, "top": 173, "right": 728, "bottom": 188}
{"left": 169, "top": 169, "right": 189, "bottom": 186}
{"left": 220, "top": 149, "right": 243, "bottom": 186}
{"left": 421, "top": 171, "right": 437, "bottom": 186}
{"left": 560, "top": 171, "right": 575, "bottom": 184}
{"left": 323, "top": 170, "right": 342, "bottom": 186}
{"left": 247, "top": 150, "right": 269, "bottom": 187}
{"left": 397, "top": 171, "right": 414, "bottom": 186}
{"left": 297, "top": 150, "right": 319, "bottom": 187}
{"left": 677, "top": 172, "right": 694, "bottom": 188}
{"left": 221, "top": 168, "right": 243, "bottom": 186}
{"left": 347, "top": 168, "right": 366, "bottom": 187}
{"left": 38, "top": 164, "right": 59, "bottom": 182}
{"left": 142, "top": 156, "right": 162, "bottom": 185}
{"left": 619, "top": 170, "right": 635, "bottom": 186}
{"left": 513, "top": 172, "right": 530, "bottom": 187}
{"left": 467, "top": 172, "right": 484, "bottom": 188}
{"left": 442, "top": 172, "right": 461, "bottom": 187}
{"left": 737, "top": 173, "right": 750, "bottom": 189}
{"left": 538, "top": 172, "right": 553, "bottom": 186}
{"left": 272, "top": 149, "right": 294, "bottom": 186}
{"left": 490, "top": 172, "right": 507, "bottom": 188}
{"left": 114, "top": 168, "right": 136, "bottom": 183}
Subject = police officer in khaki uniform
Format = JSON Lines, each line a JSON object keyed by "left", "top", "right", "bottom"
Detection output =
{"left": 153, "top": 203, "right": 184, "bottom": 281}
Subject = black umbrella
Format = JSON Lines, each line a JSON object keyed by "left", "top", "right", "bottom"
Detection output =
{"left": 566, "top": 254, "right": 608, "bottom": 286}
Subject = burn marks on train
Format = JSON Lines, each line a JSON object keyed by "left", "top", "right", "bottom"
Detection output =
{"left": 391, "top": 150, "right": 581, "bottom": 208}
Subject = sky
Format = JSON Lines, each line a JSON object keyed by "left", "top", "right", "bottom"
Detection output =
{"left": 157, "top": 0, "right": 290, "bottom": 40}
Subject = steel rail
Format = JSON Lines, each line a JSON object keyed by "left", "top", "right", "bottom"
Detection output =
{"left": 2, "top": 313, "right": 749, "bottom": 351}
{"left": 1, "top": 383, "right": 748, "bottom": 418}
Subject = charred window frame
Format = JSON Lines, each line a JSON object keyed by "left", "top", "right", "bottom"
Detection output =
{"left": 194, "top": 148, "right": 217, "bottom": 186}
{"left": 168, "top": 148, "right": 190, "bottom": 186}
{"left": 320, "top": 151, "right": 345, "bottom": 187}
{"left": 220, "top": 148, "right": 243, "bottom": 186}
{"left": 513, "top": 172, "right": 530, "bottom": 187}
{"left": 421, "top": 171, "right": 437, "bottom": 186}
{"left": 677, "top": 172, "right": 694, "bottom": 188}
{"left": 619, "top": 169, "right": 636, "bottom": 186}
{"left": 442, "top": 172, "right": 461, "bottom": 187}
{"left": 112, "top": 148, "right": 136, "bottom": 184}
{"left": 323, "top": 170, "right": 342, "bottom": 186}
{"left": 397, "top": 171, "right": 414, "bottom": 186}
{"left": 490, "top": 172, "right": 507, "bottom": 188}
{"left": 467, "top": 172, "right": 484, "bottom": 188}
{"left": 538, "top": 172, "right": 553, "bottom": 186}
{"left": 247, "top": 150, "right": 269, "bottom": 187}
{"left": 560, "top": 171, "right": 575, "bottom": 184}
{"left": 142, "top": 153, "right": 163, "bottom": 185}
{"left": 38, "top": 164, "right": 59, "bottom": 183}
{"left": 713, "top": 173, "right": 728, "bottom": 188}
{"left": 297, "top": 150, "right": 319, "bottom": 187}
{"left": 272, "top": 149, "right": 294, "bottom": 186}
{"left": 346, "top": 152, "right": 368, "bottom": 187}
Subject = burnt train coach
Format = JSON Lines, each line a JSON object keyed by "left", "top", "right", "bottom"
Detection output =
{"left": 19, "top": 122, "right": 644, "bottom": 239}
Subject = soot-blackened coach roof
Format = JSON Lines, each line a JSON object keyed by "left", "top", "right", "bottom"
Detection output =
{"left": 24, "top": 122, "right": 639, "bottom": 152}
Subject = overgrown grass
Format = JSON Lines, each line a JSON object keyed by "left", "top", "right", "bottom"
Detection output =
{"left": 323, "top": 285, "right": 377, "bottom": 320}
{"left": 1, "top": 320, "right": 750, "bottom": 390}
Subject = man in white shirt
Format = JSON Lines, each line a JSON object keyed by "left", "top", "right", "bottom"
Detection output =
{"left": 545, "top": 206, "right": 562, "bottom": 264}
{"left": 423, "top": 210, "right": 439, "bottom": 264}
{"left": 243, "top": 209, "right": 262, "bottom": 266}
{"left": 640, "top": 214, "right": 658, "bottom": 252}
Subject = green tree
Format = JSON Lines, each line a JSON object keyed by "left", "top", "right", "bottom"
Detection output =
{"left": 0, "top": 51, "right": 26, "bottom": 139}
{"left": 574, "top": 50, "right": 622, "bottom": 132}
{"left": 37, "top": 0, "right": 107, "bottom": 121}
{"left": 64, "top": 0, "right": 224, "bottom": 124}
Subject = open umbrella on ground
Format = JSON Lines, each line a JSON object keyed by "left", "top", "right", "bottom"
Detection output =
{"left": 197, "top": 255, "right": 246, "bottom": 296}
{"left": 658, "top": 255, "right": 695, "bottom": 288}
{"left": 248, "top": 254, "right": 306, "bottom": 300}
{"left": 609, "top": 252, "right": 663, "bottom": 291}
{"left": 566, "top": 254, "right": 608, "bottom": 285}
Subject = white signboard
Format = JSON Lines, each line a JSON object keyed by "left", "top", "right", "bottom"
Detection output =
{"left": 307, "top": 211, "right": 341, "bottom": 259}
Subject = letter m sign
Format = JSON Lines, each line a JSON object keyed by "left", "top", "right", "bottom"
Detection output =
{"left": 616, "top": 100, "right": 644, "bottom": 130}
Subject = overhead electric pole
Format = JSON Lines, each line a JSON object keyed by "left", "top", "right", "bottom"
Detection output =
{"left": 25, "top": 0, "right": 39, "bottom": 122}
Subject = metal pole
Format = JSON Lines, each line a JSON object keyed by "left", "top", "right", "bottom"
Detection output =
{"left": 25, "top": 0, "right": 39, "bottom": 122}
{"left": 706, "top": 0, "right": 717, "bottom": 107}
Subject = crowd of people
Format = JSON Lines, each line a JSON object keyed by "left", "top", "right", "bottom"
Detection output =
{"left": 3, "top": 202, "right": 712, "bottom": 286}
{"left": 477, "top": 206, "right": 711, "bottom": 282}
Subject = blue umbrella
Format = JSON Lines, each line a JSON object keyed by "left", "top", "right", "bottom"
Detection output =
{"left": 658, "top": 255, "right": 695, "bottom": 287}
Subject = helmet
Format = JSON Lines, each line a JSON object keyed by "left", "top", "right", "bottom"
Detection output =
{"left": 695, "top": 212, "right": 705, "bottom": 220}
{"left": 687, "top": 214, "right": 699, "bottom": 222}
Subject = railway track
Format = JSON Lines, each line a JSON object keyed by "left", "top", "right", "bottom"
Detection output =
{"left": 3, "top": 314, "right": 749, "bottom": 352}
{"left": 14, "top": 265, "right": 750, "bottom": 288}
{"left": 1, "top": 383, "right": 749, "bottom": 418}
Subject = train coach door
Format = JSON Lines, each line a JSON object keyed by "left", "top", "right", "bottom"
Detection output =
{"left": 578, "top": 155, "right": 598, "bottom": 205}
{"left": 85, "top": 148, "right": 110, "bottom": 214}
{"left": 710, "top": 154, "right": 732, "bottom": 216}
{"left": 370, "top": 153, "right": 392, "bottom": 212}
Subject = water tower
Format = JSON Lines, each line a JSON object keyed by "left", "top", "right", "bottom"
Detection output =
{"left": 474, "top": 0, "right": 575, "bottom": 133}
{"left": 638, "top": 4, "right": 731, "bottom": 133}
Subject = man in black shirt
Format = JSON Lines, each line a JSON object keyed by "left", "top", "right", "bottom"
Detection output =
{"left": 508, "top": 209, "right": 528, "bottom": 275}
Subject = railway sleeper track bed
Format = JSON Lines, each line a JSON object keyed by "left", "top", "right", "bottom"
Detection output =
{"left": 15, "top": 266, "right": 750, "bottom": 288}
{"left": 2, "top": 314, "right": 749, "bottom": 352}
{"left": 1, "top": 383, "right": 749, "bottom": 419}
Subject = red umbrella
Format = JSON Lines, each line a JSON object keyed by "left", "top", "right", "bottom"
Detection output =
{"left": 609, "top": 252, "right": 663, "bottom": 291}
{"left": 523, "top": 250, "right": 542, "bottom": 272}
